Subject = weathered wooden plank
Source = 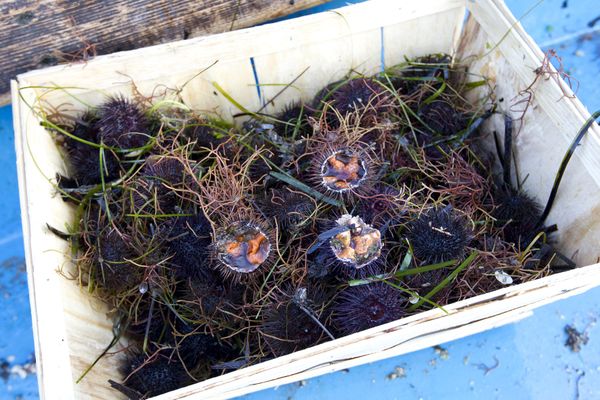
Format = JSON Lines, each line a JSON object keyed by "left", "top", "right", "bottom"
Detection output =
{"left": 0, "top": 0, "right": 327, "bottom": 105}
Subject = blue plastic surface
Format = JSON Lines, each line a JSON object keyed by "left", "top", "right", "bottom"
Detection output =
{"left": 1, "top": 0, "right": 599, "bottom": 399}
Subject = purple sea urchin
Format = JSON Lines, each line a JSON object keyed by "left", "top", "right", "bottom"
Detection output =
{"left": 175, "top": 321, "right": 237, "bottom": 368}
{"left": 273, "top": 101, "right": 312, "bottom": 138}
{"left": 185, "top": 273, "right": 229, "bottom": 318}
{"left": 94, "top": 229, "right": 141, "bottom": 292}
{"left": 134, "top": 156, "right": 186, "bottom": 213}
{"left": 164, "top": 214, "right": 212, "bottom": 280}
{"left": 406, "top": 207, "right": 472, "bottom": 264}
{"left": 418, "top": 100, "right": 467, "bottom": 137}
{"left": 96, "top": 96, "right": 150, "bottom": 149}
{"left": 260, "top": 188, "right": 315, "bottom": 230}
{"left": 261, "top": 288, "right": 330, "bottom": 356}
{"left": 333, "top": 282, "right": 405, "bottom": 335}
{"left": 143, "top": 156, "right": 185, "bottom": 184}
{"left": 493, "top": 188, "right": 543, "bottom": 247}
{"left": 355, "top": 185, "right": 403, "bottom": 225}
{"left": 330, "top": 78, "right": 384, "bottom": 116}
{"left": 120, "top": 352, "right": 189, "bottom": 398}
{"left": 61, "top": 112, "right": 121, "bottom": 186}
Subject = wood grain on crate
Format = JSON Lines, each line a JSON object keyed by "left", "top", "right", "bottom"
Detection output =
{"left": 0, "top": 0, "right": 327, "bottom": 105}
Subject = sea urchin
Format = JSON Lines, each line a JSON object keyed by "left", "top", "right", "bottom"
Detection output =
{"left": 95, "top": 95, "right": 150, "bottom": 149}
{"left": 333, "top": 282, "right": 405, "bottom": 335}
{"left": 406, "top": 207, "right": 472, "bottom": 264}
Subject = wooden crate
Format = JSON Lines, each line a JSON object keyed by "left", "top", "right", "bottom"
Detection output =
{"left": 11, "top": 0, "right": 600, "bottom": 398}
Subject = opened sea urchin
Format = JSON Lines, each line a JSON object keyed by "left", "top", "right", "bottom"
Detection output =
{"left": 329, "top": 214, "right": 383, "bottom": 269}
{"left": 213, "top": 220, "right": 272, "bottom": 279}
{"left": 318, "top": 147, "right": 369, "bottom": 194}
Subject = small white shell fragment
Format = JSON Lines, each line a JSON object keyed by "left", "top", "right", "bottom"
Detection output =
{"left": 409, "top": 295, "right": 419, "bottom": 304}
{"left": 139, "top": 282, "right": 149, "bottom": 294}
{"left": 494, "top": 270, "right": 514, "bottom": 285}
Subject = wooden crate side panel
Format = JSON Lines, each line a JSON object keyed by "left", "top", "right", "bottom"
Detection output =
{"left": 14, "top": 77, "right": 129, "bottom": 400}
{"left": 458, "top": 1, "right": 600, "bottom": 265}
{"left": 13, "top": 81, "right": 77, "bottom": 400}
{"left": 11, "top": 80, "right": 47, "bottom": 399}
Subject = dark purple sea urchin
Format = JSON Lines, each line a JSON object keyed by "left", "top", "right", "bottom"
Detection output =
{"left": 273, "top": 101, "right": 312, "bottom": 138}
{"left": 261, "top": 288, "right": 330, "bottom": 356}
{"left": 406, "top": 207, "right": 472, "bottom": 264}
{"left": 163, "top": 213, "right": 212, "bottom": 280}
{"left": 493, "top": 187, "right": 543, "bottom": 247}
{"left": 333, "top": 282, "right": 405, "bottom": 335}
{"left": 260, "top": 188, "right": 315, "bottom": 231}
{"left": 119, "top": 352, "right": 189, "bottom": 398}
{"left": 94, "top": 229, "right": 141, "bottom": 292}
{"left": 418, "top": 100, "right": 466, "bottom": 137}
{"left": 96, "top": 96, "right": 150, "bottom": 149}
{"left": 330, "top": 78, "right": 384, "bottom": 116}
{"left": 62, "top": 112, "right": 121, "bottom": 186}
{"left": 134, "top": 156, "right": 186, "bottom": 213}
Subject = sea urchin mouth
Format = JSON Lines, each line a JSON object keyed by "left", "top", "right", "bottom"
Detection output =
{"left": 320, "top": 149, "right": 368, "bottom": 193}
{"left": 329, "top": 214, "right": 382, "bottom": 268}
{"left": 215, "top": 221, "right": 271, "bottom": 274}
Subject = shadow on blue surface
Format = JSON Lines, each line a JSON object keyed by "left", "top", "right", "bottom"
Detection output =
{"left": 0, "top": 0, "right": 599, "bottom": 399}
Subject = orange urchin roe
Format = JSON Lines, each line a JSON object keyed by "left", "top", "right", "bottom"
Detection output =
{"left": 330, "top": 215, "right": 382, "bottom": 268}
{"left": 222, "top": 229, "right": 270, "bottom": 270}
{"left": 321, "top": 150, "right": 366, "bottom": 192}
{"left": 352, "top": 230, "right": 381, "bottom": 256}
{"left": 245, "top": 233, "right": 269, "bottom": 265}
